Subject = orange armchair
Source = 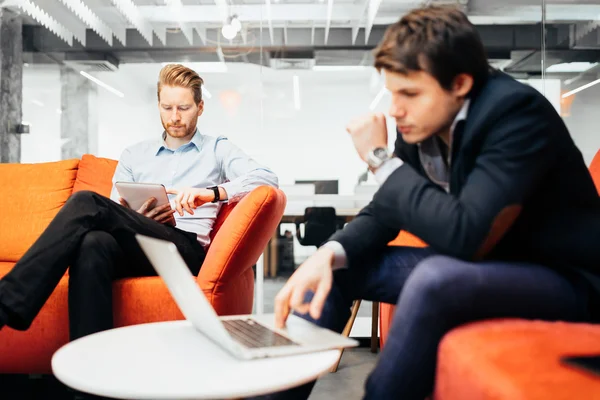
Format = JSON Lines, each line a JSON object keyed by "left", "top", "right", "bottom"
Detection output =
{"left": 0, "top": 155, "right": 286, "bottom": 373}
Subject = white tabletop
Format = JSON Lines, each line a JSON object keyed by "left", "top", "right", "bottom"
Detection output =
{"left": 52, "top": 319, "right": 341, "bottom": 399}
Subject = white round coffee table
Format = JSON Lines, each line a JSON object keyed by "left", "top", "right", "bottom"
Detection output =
{"left": 52, "top": 319, "right": 341, "bottom": 399}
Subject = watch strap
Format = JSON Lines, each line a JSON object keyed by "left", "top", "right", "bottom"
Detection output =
{"left": 207, "top": 186, "right": 220, "bottom": 203}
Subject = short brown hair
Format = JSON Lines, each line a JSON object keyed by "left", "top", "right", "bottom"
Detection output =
{"left": 374, "top": 6, "right": 489, "bottom": 95}
{"left": 157, "top": 64, "right": 204, "bottom": 104}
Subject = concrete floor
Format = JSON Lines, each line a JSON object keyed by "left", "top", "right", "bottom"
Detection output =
{"left": 311, "top": 348, "right": 378, "bottom": 400}
{"left": 260, "top": 275, "right": 379, "bottom": 399}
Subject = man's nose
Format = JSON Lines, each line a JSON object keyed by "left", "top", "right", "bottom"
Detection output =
{"left": 389, "top": 102, "right": 406, "bottom": 119}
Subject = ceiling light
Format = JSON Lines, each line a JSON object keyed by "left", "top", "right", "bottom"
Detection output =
{"left": 222, "top": 23, "right": 237, "bottom": 40}
{"left": 562, "top": 78, "right": 600, "bottom": 98}
{"left": 79, "top": 71, "right": 125, "bottom": 98}
{"left": 202, "top": 84, "right": 212, "bottom": 99}
{"left": 30, "top": 99, "right": 45, "bottom": 107}
{"left": 313, "top": 65, "right": 370, "bottom": 72}
{"left": 230, "top": 16, "right": 242, "bottom": 33}
{"left": 293, "top": 74, "right": 301, "bottom": 111}
{"left": 547, "top": 62, "right": 598, "bottom": 73}
{"left": 369, "top": 86, "right": 387, "bottom": 110}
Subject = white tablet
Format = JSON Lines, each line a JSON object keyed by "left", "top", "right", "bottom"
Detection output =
{"left": 115, "top": 182, "right": 170, "bottom": 211}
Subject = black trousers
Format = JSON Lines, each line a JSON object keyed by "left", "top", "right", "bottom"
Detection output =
{"left": 0, "top": 190, "right": 206, "bottom": 340}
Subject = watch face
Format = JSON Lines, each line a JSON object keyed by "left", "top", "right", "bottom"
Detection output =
{"left": 373, "top": 147, "right": 388, "bottom": 158}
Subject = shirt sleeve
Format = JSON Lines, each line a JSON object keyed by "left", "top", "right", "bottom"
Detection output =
{"left": 374, "top": 157, "right": 403, "bottom": 185}
{"left": 215, "top": 137, "right": 279, "bottom": 203}
{"left": 321, "top": 241, "right": 348, "bottom": 270}
{"left": 110, "top": 148, "right": 134, "bottom": 203}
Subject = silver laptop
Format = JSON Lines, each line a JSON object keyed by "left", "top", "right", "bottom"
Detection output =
{"left": 135, "top": 234, "right": 358, "bottom": 360}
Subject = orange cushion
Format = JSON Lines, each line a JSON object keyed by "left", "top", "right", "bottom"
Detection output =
{"left": 199, "top": 186, "right": 286, "bottom": 314}
{"left": 73, "top": 154, "right": 118, "bottom": 197}
{"left": 435, "top": 319, "right": 600, "bottom": 400}
{"left": 0, "top": 262, "right": 15, "bottom": 278}
{"left": 589, "top": 150, "right": 600, "bottom": 195}
{"left": 388, "top": 230, "right": 427, "bottom": 247}
{"left": 0, "top": 159, "right": 79, "bottom": 262}
{"left": 0, "top": 275, "right": 69, "bottom": 374}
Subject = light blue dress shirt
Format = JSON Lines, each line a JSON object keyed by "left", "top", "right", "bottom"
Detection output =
{"left": 110, "top": 130, "right": 279, "bottom": 247}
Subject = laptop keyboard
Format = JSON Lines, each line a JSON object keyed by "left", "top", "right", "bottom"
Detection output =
{"left": 222, "top": 319, "right": 299, "bottom": 349}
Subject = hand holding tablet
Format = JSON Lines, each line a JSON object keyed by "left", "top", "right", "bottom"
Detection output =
{"left": 115, "top": 182, "right": 176, "bottom": 226}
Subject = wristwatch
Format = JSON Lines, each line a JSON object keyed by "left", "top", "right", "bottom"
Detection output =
{"left": 366, "top": 147, "right": 391, "bottom": 169}
{"left": 207, "top": 186, "right": 220, "bottom": 203}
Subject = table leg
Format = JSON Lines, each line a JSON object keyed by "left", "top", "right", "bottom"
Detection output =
{"left": 371, "top": 301, "right": 379, "bottom": 353}
{"left": 269, "top": 229, "right": 279, "bottom": 278}
{"left": 262, "top": 239, "right": 271, "bottom": 279}
{"left": 255, "top": 254, "right": 264, "bottom": 315}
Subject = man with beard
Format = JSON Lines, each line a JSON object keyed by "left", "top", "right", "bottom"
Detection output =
{"left": 0, "top": 64, "right": 278, "bottom": 341}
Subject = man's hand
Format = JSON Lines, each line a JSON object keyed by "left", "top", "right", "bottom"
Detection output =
{"left": 166, "top": 188, "right": 215, "bottom": 216}
{"left": 119, "top": 197, "right": 176, "bottom": 226}
{"left": 274, "top": 247, "right": 335, "bottom": 329}
{"left": 346, "top": 112, "right": 388, "bottom": 163}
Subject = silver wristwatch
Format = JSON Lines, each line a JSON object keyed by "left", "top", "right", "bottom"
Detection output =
{"left": 366, "top": 147, "right": 391, "bottom": 169}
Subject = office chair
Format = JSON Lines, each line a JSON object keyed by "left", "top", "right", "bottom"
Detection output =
{"left": 295, "top": 207, "right": 346, "bottom": 248}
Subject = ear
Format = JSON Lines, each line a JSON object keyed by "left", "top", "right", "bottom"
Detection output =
{"left": 197, "top": 100, "right": 204, "bottom": 117}
{"left": 452, "top": 74, "right": 474, "bottom": 98}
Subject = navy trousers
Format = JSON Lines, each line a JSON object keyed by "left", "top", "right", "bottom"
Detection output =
{"left": 251, "top": 246, "right": 590, "bottom": 400}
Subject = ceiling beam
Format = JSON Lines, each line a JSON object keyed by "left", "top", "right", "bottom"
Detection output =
{"left": 365, "top": 0, "right": 383, "bottom": 44}
{"left": 110, "top": 0, "right": 154, "bottom": 45}
{"left": 137, "top": 4, "right": 361, "bottom": 24}
{"left": 152, "top": 24, "right": 167, "bottom": 45}
{"left": 265, "top": 0, "right": 275, "bottom": 45}
{"left": 350, "top": 0, "right": 369, "bottom": 45}
{"left": 8, "top": 0, "right": 73, "bottom": 45}
{"left": 33, "top": 0, "right": 87, "bottom": 45}
{"left": 58, "top": 0, "right": 113, "bottom": 45}
{"left": 324, "top": 0, "right": 334, "bottom": 44}
{"left": 22, "top": 23, "right": 594, "bottom": 64}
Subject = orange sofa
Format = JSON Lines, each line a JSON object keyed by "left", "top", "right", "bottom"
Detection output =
{"left": 0, "top": 154, "right": 286, "bottom": 374}
{"left": 378, "top": 149, "right": 600, "bottom": 399}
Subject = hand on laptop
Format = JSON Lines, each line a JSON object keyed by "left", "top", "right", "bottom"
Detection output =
{"left": 119, "top": 197, "right": 176, "bottom": 226}
{"left": 274, "top": 247, "right": 335, "bottom": 328}
{"left": 167, "top": 188, "right": 215, "bottom": 216}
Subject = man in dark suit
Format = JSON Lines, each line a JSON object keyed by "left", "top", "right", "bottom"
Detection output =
{"left": 259, "top": 5, "right": 600, "bottom": 400}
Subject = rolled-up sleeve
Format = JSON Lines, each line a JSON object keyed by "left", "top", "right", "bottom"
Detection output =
{"left": 216, "top": 138, "right": 279, "bottom": 203}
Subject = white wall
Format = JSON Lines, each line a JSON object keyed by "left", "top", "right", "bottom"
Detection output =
{"left": 91, "top": 63, "right": 391, "bottom": 195}
{"left": 21, "top": 63, "right": 600, "bottom": 177}
{"left": 562, "top": 79, "right": 600, "bottom": 165}
{"left": 21, "top": 65, "right": 62, "bottom": 163}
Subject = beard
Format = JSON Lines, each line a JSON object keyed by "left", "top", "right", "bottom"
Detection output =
{"left": 162, "top": 120, "right": 197, "bottom": 139}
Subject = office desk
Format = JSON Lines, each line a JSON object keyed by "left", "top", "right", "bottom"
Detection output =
{"left": 263, "top": 195, "right": 371, "bottom": 278}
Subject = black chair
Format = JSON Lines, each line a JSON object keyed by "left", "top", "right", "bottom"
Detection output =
{"left": 295, "top": 207, "right": 346, "bottom": 248}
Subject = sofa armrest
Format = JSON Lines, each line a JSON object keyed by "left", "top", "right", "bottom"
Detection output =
{"left": 197, "top": 186, "right": 286, "bottom": 305}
